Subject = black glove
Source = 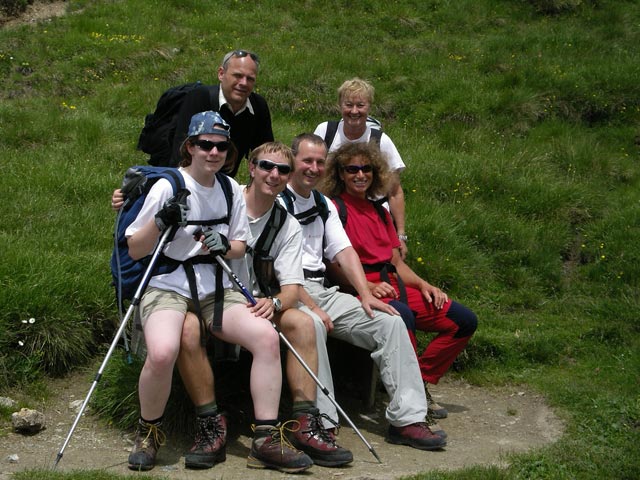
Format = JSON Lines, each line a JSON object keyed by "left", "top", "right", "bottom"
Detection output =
{"left": 154, "top": 190, "right": 190, "bottom": 231}
{"left": 203, "top": 230, "right": 230, "bottom": 256}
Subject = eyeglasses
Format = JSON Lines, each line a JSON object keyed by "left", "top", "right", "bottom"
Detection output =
{"left": 222, "top": 50, "right": 260, "bottom": 68}
{"left": 342, "top": 164, "right": 373, "bottom": 174}
{"left": 254, "top": 159, "right": 292, "bottom": 175}
{"left": 193, "top": 140, "right": 231, "bottom": 152}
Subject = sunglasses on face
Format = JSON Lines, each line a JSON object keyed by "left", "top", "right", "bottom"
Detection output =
{"left": 223, "top": 50, "right": 260, "bottom": 67}
{"left": 254, "top": 159, "right": 292, "bottom": 175}
{"left": 193, "top": 140, "right": 231, "bottom": 153}
{"left": 342, "top": 164, "right": 373, "bottom": 174}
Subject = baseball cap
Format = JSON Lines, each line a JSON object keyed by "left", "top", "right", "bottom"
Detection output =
{"left": 187, "top": 111, "right": 230, "bottom": 137}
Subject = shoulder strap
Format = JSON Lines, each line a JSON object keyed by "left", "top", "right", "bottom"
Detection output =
{"left": 279, "top": 188, "right": 329, "bottom": 226}
{"left": 332, "top": 195, "right": 388, "bottom": 228}
{"left": 371, "top": 197, "right": 389, "bottom": 224}
{"left": 333, "top": 196, "right": 347, "bottom": 227}
{"left": 370, "top": 128, "right": 382, "bottom": 145}
{"left": 253, "top": 202, "right": 288, "bottom": 257}
{"left": 215, "top": 172, "right": 233, "bottom": 214}
{"left": 182, "top": 172, "right": 233, "bottom": 229}
{"left": 313, "top": 190, "right": 329, "bottom": 224}
{"left": 120, "top": 166, "right": 185, "bottom": 208}
{"left": 216, "top": 171, "right": 233, "bottom": 221}
{"left": 323, "top": 120, "right": 339, "bottom": 149}
{"left": 280, "top": 188, "right": 296, "bottom": 215}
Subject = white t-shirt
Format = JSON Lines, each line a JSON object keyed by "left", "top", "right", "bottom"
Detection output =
{"left": 314, "top": 120, "right": 406, "bottom": 173}
{"left": 230, "top": 197, "right": 304, "bottom": 298}
{"left": 125, "top": 168, "right": 249, "bottom": 299}
{"left": 278, "top": 186, "right": 351, "bottom": 273}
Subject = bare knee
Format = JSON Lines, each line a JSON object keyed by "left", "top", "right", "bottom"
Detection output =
{"left": 256, "top": 326, "right": 280, "bottom": 358}
{"left": 180, "top": 312, "right": 202, "bottom": 352}
{"left": 145, "top": 344, "right": 179, "bottom": 373}
{"left": 279, "top": 310, "right": 316, "bottom": 345}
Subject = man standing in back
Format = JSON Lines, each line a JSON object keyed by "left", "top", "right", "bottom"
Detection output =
{"left": 170, "top": 50, "right": 273, "bottom": 176}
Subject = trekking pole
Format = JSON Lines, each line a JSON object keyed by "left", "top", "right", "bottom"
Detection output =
{"left": 213, "top": 255, "right": 383, "bottom": 463}
{"left": 114, "top": 208, "right": 133, "bottom": 365}
{"left": 54, "top": 225, "right": 177, "bottom": 469}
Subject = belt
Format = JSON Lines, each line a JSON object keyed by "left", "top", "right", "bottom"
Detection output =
{"left": 363, "top": 262, "right": 408, "bottom": 305}
{"left": 303, "top": 269, "right": 325, "bottom": 279}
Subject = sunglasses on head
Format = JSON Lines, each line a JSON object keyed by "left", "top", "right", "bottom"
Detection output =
{"left": 342, "top": 164, "right": 373, "bottom": 174}
{"left": 254, "top": 159, "right": 292, "bottom": 175}
{"left": 223, "top": 50, "right": 260, "bottom": 67}
{"left": 193, "top": 140, "right": 231, "bottom": 153}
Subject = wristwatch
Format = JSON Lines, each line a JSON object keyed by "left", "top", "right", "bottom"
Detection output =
{"left": 271, "top": 296, "right": 282, "bottom": 313}
{"left": 398, "top": 234, "right": 408, "bottom": 242}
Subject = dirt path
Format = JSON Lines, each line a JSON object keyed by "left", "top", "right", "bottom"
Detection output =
{"left": 0, "top": 370, "right": 563, "bottom": 480}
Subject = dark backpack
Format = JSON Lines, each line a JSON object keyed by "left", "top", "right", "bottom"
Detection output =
{"left": 323, "top": 116, "right": 383, "bottom": 150}
{"left": 111, "top": 166, "right": 233, "bottom": 307}
{"left": 332, "top": 196, "right": 388, "bottom": 228}
{"left": 279, "top": 188, "right": 329, "bottom": 226}
{"left": 249, "top": 202, "right": 289, "bottom": 297}
{"left": 136, "top": 82, "right": 214, "bottom": 167}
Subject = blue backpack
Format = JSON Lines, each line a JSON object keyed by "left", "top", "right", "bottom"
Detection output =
{"left": 110, "top": 165, "right": 232, "bottom": 307}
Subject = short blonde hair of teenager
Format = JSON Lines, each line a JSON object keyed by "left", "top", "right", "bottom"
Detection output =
{"left": 246, "top": 141, "right": 295, "bottom": 187}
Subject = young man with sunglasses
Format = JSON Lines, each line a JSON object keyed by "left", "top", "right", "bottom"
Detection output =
{"left": 282, "top": 133, "right": 447, "bottom": 451}
{"left": 170, "top": 50, "right": 273, "bottom": 176}
{"left": 178, "top": 142, "right": 354, "bottom": 469}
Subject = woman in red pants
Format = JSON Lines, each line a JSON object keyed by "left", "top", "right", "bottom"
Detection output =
{"left": 321, "top": 141, "right": 477, "bottom": 420}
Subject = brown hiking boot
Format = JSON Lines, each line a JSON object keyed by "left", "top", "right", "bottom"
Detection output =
{"left": 425, "top": 382, "right": 448, "bottom": 419}
{"left": 184, "top": 413, "right": 227, "bottom": 469}
{"left": 128, "top": 419, "right": 166, "bottom": 471}
{"left": 386, "top": 422, "right": 447, "bottom": 451}
{"left": 289, "top": 408, "right": 353, "bottom": 467}
{"left": 247, "top": 422, "right": 314, "bottom": 473}
{"left": 426, "top": 409, "right": 448, "bottom": 439}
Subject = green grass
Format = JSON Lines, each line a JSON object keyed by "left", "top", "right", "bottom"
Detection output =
{"left": 1, "top": 0, "right": 639, "bottom": 478}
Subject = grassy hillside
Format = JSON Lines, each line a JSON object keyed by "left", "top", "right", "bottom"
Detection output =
{"left": 1, "top": 0, "right": 639, "bottom": 478}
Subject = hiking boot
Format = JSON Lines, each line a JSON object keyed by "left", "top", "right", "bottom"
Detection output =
{"left": 425, "top": 383, "right": 448, "bottom": 419}
{"left": 426, "top": 409, "right": 448, "bottom": 440}
{"left": 386, "top": 422, "right": 447, "bottom": 451}
{"left": 128, "top": 419, "right": 166, "bottom": 471}
{"left": 289, "top": 408, "right": 353, "bottom": 467}
{"left": 247, "top": 422, "right": 314, "bottom": 473}
{"left": 184, "top": 413, "right": 227, "bottom": 469}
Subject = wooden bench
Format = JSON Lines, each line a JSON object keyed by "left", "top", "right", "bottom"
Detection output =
{"left": 326, "top": 336, "right": 379, "bottom": 409}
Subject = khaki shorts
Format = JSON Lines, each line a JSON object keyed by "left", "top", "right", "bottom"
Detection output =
{"left": 139, "top": 287, "right": 248, "bottom": 328}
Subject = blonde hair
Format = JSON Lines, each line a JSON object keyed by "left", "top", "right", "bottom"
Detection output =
{"left": 337, "top": 78, "right": 375, "bottom": 105}
{"left": 246, "top": 141, "right": 295, "bottom": 187}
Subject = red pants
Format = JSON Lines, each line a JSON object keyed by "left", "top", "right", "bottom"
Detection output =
{"left": 366, "top": 273, "right": 478, "bottom": 384}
